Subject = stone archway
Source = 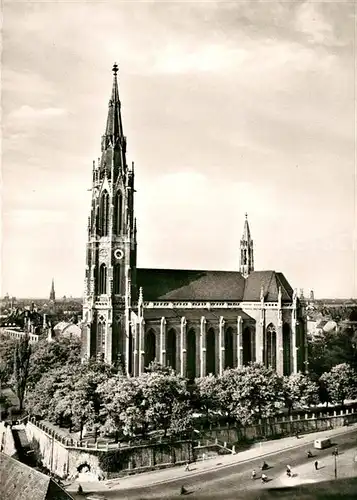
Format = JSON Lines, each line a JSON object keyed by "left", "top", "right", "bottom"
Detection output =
{"left": 283, "top": 323, "right": 291, "bottom": 375}
{"left": 166, "top": 328, "right": 177, "bottom": 370}
{"left": 224, "top": 327, "right": 234, "bottom": 369}
{"left": 206, "top": 328, "right": 216, "bottom": 375}
{"left": 145, "top": 329, "right": 156, "bottom": 368}
{"left": 266, "top": 323, "right": 277, "bottom": 370}
{"left": 77, "top": 463, "right": 91, "bottom": 473}
{"left": 186, "top": 328, "right": 196, "bottom": 380}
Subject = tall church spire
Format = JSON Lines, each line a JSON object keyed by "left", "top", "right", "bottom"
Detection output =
{"left": 83, "top": 63, "right": 137, "bottom": 369}
{"left": 240, "top": 213, "right": 254, "bottom": 277}
{"left": 104, "top": 63, "right": 124, "bottom": 142}
{"left": 49, "top": 278, "right": 55, "bottom": 302}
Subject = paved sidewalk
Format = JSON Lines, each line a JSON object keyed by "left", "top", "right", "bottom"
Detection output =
{"left": 66, "top": 423, "right": 357, "bottom": 494}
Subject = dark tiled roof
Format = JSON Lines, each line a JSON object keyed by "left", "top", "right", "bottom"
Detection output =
{"left": 136, "top": 269, "right": 246, "bottom": 301}
{"left": 136, "top": 268, "right": 293, "bottom": 302}
{"left": 0, "top": 452, "right": 74, "bottom": 500}
{"left": 243, "top": 271, "right": 293, "bottom": 302}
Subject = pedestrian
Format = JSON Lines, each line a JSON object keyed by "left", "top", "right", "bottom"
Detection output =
{"left": 333, "top": 447, "right": 338, "bottom": 456}
{"left": 261, "top": 473, "right": 268, "bottom": 483}
{"left": 251, "top": 469, "right": 256, "bottom": 480}
{"left": 314, "top": 460, "right": 318, "bottom": 471}
{"left": 184, "top": 462, "right": 190, "bottom": 471}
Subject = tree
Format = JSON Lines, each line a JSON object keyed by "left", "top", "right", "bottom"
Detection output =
{"left": 0, "top": 333, "right": 16, "bottom": 385}
{"left": 308, "top": 326, "right": 357, "bottom": 378}
{"left": 62, "top": 364, "right": 110, "bottom": 441}
{"left": 218, "top": 368, "right": 242, "bottom": 415}
{"left": 139, "top": 369, "right": 193, "bottom": 437}
{"left": 26, "top": 359, "right": 115, "bottom": 439}
{"left": 25, "top": 364, "right": 76, "bottom": 422}
{"left": 12, "top": 335, "right": 31, "bottom": 411}
{"left": 97, "top": 375, "right": 145, "bottom": 439}
{"left": 194, "top": 374, "right": 222, "bottom": 418}
{"left": 145, "top": 360, "right": 173, "bottom": 375}
{"left": 27, "top": 336, "right": 81, "bottom": 390}
{"left": 228, "top": 363, "right": 284, "bottom": 424}
{"left": 98, "top": 367, "right": 193, "bottom": 440}
{"left": 320, "top": 363, "right": 357, "bottom": 406}
{"left": 283, "top": 372, "right": 319, "bottom": 415}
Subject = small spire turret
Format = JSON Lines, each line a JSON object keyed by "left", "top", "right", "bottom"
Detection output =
{"left": 50, "top": 278, "right": 56, "bottom": 302}
{"left": 240, "top": 213, "right": 254, "bottom": 277}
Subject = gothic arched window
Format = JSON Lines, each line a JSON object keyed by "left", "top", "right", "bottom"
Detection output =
{"left": 113, "top": 263, "right": 121, "bottom": 294}
{"left": 97, "top": 317, "right": 106, "bottom": 355}
{"left": 266, "top": 323, "right": 277, "bottom": 370}
{"left": 100, "top": 190, "right": 109, "bottom": 236}
{"left": 113, "top": 191, "right": 123, "bottom": 235}
{"left": 99, "top": 264, "right": 107, "bottom": 294}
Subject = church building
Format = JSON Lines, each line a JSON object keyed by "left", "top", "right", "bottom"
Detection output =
{"left": 81, "top": 65, "right": 307, "bottom": 378}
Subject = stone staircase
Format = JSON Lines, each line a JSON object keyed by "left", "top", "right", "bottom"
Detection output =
{"left": 194, "top": 429, "right": 235, "bottom": 459}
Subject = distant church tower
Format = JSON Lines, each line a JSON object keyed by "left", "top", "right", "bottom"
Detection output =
{"left": 82, "top": 64, "right": 137, "bottom": 368}
{"left": 49, "top": 278, "right": 56, "bottom": 302}
{"left": 240, "top": 213, "right": 254, "bottom": 277}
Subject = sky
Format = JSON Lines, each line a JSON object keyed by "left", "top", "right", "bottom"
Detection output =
{"left": 1, "top": 0, "right": 356, "bottom": 299}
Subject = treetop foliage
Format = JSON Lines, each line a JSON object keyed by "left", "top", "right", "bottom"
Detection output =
{"left": 2, "top": 330, "right": 357, "bottom": 442}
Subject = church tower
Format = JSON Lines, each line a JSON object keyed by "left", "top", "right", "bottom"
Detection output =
{"left": 240, "top": 213, "right": 254, "bottom": 277}
{"left": 82, "top": 64, "right": 137, "bottom": 369}
{"left": 49, "top": 278, "right": 56, "bottom": 302}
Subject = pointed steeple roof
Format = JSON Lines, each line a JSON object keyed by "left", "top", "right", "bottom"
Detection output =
{"left": 242, "top": 212, "right": 251, "bottom": 241}
{"left": 104, "top": 63, "right": 124, "bottom": 140}
{"left": 240, "top": 213, "right": 254, "bottom": 277}
{"left": 50, "top": 278, "right": 55, "bottom": 302}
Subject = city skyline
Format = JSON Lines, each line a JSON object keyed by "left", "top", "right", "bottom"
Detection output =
{"left": 2, "top": 1, "right": 356, "bottom": 299}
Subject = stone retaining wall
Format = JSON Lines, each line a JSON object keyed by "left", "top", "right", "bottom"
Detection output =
{"left": 203, "top": 409, "right": 357, "bottom": 444}
{"left": 23, "top": 407, "right": 357, "bottom": 479}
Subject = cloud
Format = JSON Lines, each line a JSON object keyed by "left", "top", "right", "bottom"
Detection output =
{"left": 8, "top": 105, "right": 67, "bottom": 121}
{"left": 153, "top": 43, "right": 249, "bottom": 74}
{"left": 5, "top": 209, "right": 67, "bottom": 226}
{"left": 295, "top": 1, "right": 337, "bottom": 46}
{"left": 1, "top": 1, "right": 355, "bottom": 298}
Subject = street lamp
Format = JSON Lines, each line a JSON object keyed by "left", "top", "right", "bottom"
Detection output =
{"left": 332, "top": 448, "right": 338, "bottom": 479}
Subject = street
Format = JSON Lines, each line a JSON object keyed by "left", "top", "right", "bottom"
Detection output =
{"left": 69, "top": 428, "right": 357, "bottom": 499}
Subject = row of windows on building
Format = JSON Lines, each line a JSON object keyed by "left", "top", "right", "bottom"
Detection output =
{"left": 96, "top": 323, "right": 292, "bottom": 378}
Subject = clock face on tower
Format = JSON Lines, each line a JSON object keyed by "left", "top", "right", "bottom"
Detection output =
{"left": 114, "top": 248, "right": 124, "bottom": 260}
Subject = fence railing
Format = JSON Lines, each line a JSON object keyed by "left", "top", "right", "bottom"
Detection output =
{"left": 26, "top": 407, "right": 356, "bottom": 453}
{"left": 27, "top": 417, "right": 192, "bottom": 451}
